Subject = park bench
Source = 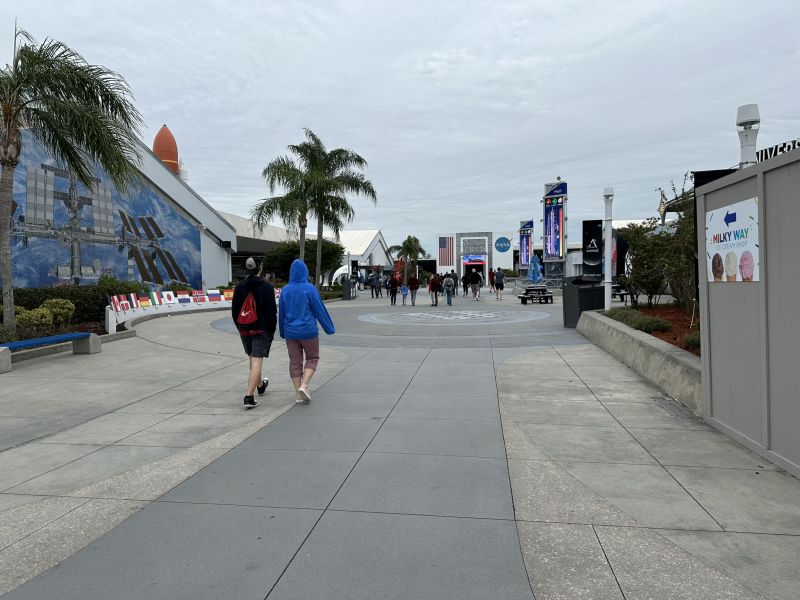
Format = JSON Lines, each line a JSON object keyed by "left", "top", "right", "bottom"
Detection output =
{"left": 612, "top": 289, "right": 629, "bottom": 304}
{"left": 0, "top": 332, "right": 101, "bottom": 374}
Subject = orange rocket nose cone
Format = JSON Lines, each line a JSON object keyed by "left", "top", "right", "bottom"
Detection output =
{"left": 153, "top": 124, "right": 179, "bottom": 174}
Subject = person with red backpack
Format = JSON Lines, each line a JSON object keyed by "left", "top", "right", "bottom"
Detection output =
{"left": 232, "top": 257, "right": 277, "bottom": 408}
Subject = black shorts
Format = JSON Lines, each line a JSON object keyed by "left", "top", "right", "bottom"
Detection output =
{"left": 496, "top": 282, "right": 504, "bottom": 290}
{"left": 240, "top": 334, "right": 273, "bottom": 358}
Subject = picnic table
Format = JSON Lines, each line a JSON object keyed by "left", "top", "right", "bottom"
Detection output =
{"left": 518, "top": 286, "right": 554, "bottom": 305}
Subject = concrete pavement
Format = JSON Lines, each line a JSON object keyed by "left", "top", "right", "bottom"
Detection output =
{"left": 1, "top": 289, "right": 799, "bottom": 598}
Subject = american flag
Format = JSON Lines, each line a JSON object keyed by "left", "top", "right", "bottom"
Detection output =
{"left": 438, "top": 236, "right": 454, "bottom": 266}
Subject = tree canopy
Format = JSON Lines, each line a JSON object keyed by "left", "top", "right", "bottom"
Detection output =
{"left": 0, "top": 28, "right": 142, "bottom": 332}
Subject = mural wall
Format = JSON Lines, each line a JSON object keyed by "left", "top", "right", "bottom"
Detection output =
{"left": 10, "top": 130, "right": 201, "bottom": 289}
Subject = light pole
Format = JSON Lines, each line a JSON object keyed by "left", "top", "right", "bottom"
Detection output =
{"left": 603, "top": 187, "right": 614, "bottom": 311}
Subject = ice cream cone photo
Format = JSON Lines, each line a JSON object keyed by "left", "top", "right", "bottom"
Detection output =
{"left": 739, "top": 250, "right": 755, "bottom": 282}
{"left": 711, "top": 253, "right": 724, "bottom": 282}
{"left": 724, "top": 251, "right": 738, "bottom": 282}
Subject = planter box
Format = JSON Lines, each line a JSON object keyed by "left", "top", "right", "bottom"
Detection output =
{"left": 577, "top": 311, "right": 702, "bottom": 415}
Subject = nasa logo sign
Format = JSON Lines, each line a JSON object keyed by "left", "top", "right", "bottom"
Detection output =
{"left": 495, "top": 237, "right": 511, "bottom": 253}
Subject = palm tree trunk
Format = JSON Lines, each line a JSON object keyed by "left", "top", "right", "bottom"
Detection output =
{"left": 315, "top": 217, "right": 323, "bottom": 288}
{"left": 298, "top": 213, "right": 307, "bottom": 263}
{"left": 0, "top": 163, "right": 16, "bottom": 333}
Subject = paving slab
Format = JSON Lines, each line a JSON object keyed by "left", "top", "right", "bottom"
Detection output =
{"left": 629, "top": 428, "right": 774, "bottom": 469}
{"left": 667, "top": 466, "right": 800, "bottom": 534}
{"left": 595, "top": 525, "right": 766, "bottom": 600}
{"left": 331, "top": 452, "right": 513, "bottom": 519}
{"left": 8, "top": 445, "right": 177, "bottom": 495}
{"left": 162, "top": 448, "right": 360, "bottom": 509}
{"left": 391, "top": 393, "right": 499, "bottom": 421}
{"left": 240, "top": 415, "right": 383, "bottom": 452}
{"left": 0, "top": 443, "right": 99, "bottom": 492}
{"left": 114, "top": 388, "right": 222, "bottom": 413}
{"left": 561, "top": 462, "right": 722, "bottom": 530}
{"left": 319, "top": 374, "right": 412, "bottom": 394}
{"left": 0, "top": 501, "right": 320, "bottom": 600}
{"left": 0, "top": 498, "right": 147, "bottom": 596}
{"left": 583, "top": 379, "right": 670, "bottom": 402}
{"left": 0, "top": 416, "right": 80, "bottom": 451}
{"left": 508, "top": 459, "right": 635, "bottom": 526}
{"left": 369, "top": 416, "right": 505, "bottom": 457}
{"left": 661, "top": 529, "right": 800, "bottom": 600}
{"left": 602, "top": 401, "right": 707, "bottom": 430}
{"left": 518, "top": 423, "right": 657, "bottom": 465}
{"left": 39, "top": 412, "right": 170, "bottom": 445}
{"left": 517, "top": 521, "right": 624, "bottom": 600}
{"left": 267, "top": 510, "right": 533, "bottom": 600}
{"left": 502, "top": 399, "right": 619, "bottom": 426}
{"left": 284, "top": 392, "right": 399, "bottom": 418}
{"left": 0, "top": 495, "right": 88, "bottom": 549}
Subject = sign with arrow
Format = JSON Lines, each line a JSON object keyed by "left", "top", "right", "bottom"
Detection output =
{"left": 705, "top": 197, "right": 759, "bottom": 283}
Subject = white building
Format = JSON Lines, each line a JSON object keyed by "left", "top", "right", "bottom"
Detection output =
{"left": 435, "top": 231, "right": 515, "bottom": 280}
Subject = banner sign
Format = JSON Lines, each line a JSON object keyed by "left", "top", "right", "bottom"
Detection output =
{"left": 543, "top": 196, "right": 565, "bottom": 261}
{"left": 706, "top": 197, "right": 759, "bottom": 282}
{"left": 519, "top": 220, "right": 533, "bottom": 266}
{"left": 462, "top": 255, "right": 486, "bottom": 264}
{"left": 582, "top": 220, "right": 602, "bottom": 276}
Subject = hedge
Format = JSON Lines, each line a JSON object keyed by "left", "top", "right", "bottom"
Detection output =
{"left": 602, "top": 307, "right": 672, "bottom": 333}
{"left": 10, "top": 276, "right": 147, "bottom": 324}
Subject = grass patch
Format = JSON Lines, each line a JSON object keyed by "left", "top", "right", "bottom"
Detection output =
{"left": 603, "top": 307, "right": 672, "bottom": 333}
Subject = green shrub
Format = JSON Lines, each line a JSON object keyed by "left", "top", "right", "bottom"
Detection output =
{"left": 683, "top": 332, "right": 700, "bottom": 349}
{"left": 0, "top": 325, "right": 16, "bottom": 343}
{"left": 15, "top": 277, "right": 147, "bottom": 323}
{"left": 16, "top": 307, "right": 55, "bottom": 338}
{"left": 41, "top": 299, "right": 76, "bottom": 330}
{"left": 603, "top": 307, "right": 671, "bottom": 334}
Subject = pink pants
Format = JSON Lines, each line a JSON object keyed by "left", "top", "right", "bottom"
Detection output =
{"left": 286, "top": 337, "right": 320, "bottom": 378}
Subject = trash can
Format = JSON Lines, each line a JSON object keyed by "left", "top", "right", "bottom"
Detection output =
{"left": 562, "top": 277, "right": 604, "bottom": 328}
{"left": 342, "top": 281, "right": 352, "bottom": 301}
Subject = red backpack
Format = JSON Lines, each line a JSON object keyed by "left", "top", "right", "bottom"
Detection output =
{"left": 236, "top": 292, "right": 259, "bottom": 331}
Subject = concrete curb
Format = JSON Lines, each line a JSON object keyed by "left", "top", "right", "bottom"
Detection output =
{"left": 7, "top": 329, "right": 138, "bottom": 364}
{"left": 123, "top": 306, "right": 230, "bottom": 330}
{"left": 576, "top": 311, "right": 702, "bottom": 415}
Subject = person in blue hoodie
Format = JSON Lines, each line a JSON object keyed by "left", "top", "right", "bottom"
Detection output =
{"left": 279, "top": 259, "right": 336, "bottom": 403}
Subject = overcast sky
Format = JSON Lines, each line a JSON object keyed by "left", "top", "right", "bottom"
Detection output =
{"left": 4, "top": 1, "right": 799, "bottom": 252}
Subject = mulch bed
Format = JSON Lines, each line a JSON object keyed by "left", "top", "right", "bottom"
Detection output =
{"left": 639, "top": 305, "right": 701, "bottom": 356}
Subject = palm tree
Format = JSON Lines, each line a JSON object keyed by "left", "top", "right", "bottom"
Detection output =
{"left": 253, "top": 129, "right": 376, "bottom": 286}
{"left": 0, "top": 29, "right": 142, "bottom": 333}
{"left": 389, "top": 235, "right": 426, "bottom": 281}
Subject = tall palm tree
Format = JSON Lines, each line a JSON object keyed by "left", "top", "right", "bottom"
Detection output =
{"left": 253, "top": 129, "right": 376, "bottom": 286}
{"left": 389, "top": 235, "right": 426, "bottom": 281}
{"left": 0, "top": 29, "right": 142, "bottom": 332}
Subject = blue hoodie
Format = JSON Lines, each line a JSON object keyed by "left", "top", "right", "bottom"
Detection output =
{"left": 278, "top": 260, "right": 336, "bottom": 340}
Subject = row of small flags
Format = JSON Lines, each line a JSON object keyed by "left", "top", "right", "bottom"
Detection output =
{"left": 109, "top": 289, "right": 234, "bottom": 314}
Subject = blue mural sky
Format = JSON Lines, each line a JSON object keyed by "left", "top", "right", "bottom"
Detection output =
{"left": 11, "top": 131, "right": 202, "bottom": 289}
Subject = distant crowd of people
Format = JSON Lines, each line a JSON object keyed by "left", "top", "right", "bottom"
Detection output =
{"left": 362, "top": 267, "right": 505, "bottom": 307}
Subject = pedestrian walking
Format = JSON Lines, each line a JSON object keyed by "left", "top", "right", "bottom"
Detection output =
{"left": 495, "top": 268, "right": 505, "bottom": 300}
{"left": 376, "top": 274, "right": 384, "bottom": 298}
{"left": 232, "top": 257, "right": 277, "bottom": 408}
{"left": 279, "top": 259, "right": 336, "bottom": 404}
{"left": 408, "top": 274, "right": 420, "bottom": 306}
{"left": 389, "top": 274, "right": 399, "bottom": 306}
{"left": 369, "top": 272, "right": 377, "bottom": 298}
{"left": 469, "top": 268, "right": 482, "bottom": 301}
{"left": 461, "top": 272, "right": 469, "bottom": 297}
{"left": 443, "top": 272, "right": 455, "bottom": 306}
{"left": 488, "top": 268, "right": 496, "bottom": 293}
{"left": 429, "top": 274, "right": 440, "bottom": 306}
{"left": 400, "top": 282, "right": 409, "bottom": 305}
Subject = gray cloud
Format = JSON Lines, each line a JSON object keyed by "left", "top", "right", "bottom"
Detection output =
{"left": 4, "top": 0, "right": 798, "bottom": 252}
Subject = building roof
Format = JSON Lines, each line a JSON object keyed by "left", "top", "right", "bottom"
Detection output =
{"left": 337, "top": 229, "right": 381, "bottom": 256}
{"left": 218, "top": 211, "right": 292, "bottom": 243}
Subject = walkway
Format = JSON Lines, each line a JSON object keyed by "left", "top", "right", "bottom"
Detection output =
{"left": 1, "top": 290, "right": 799, "bottom": 599}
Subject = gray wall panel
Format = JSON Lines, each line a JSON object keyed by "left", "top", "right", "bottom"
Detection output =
{"left": 704, "top": 177, "right": 763, "bottom": 443}
{"left": 764, "top": 164, "right": 800, "bottom": 463}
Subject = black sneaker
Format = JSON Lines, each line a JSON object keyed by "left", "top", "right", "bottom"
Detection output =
{"left": 243, "top": 395, "right": 259, "bottom": 409}
{"left": 257, "top": 378, "right": 269, "bottom": 395}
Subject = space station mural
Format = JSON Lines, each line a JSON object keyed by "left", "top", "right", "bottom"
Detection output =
{"left": 10, "top": 130, "right": 201, "bottom": 289}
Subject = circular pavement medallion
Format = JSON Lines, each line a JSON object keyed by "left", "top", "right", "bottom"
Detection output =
{"left": 358, "top": 309, "right": 550, "bottom": 325}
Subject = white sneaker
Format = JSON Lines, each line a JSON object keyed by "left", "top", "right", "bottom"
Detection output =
{"left": 298, "top": 385, "right": 311, "bottom": 403}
